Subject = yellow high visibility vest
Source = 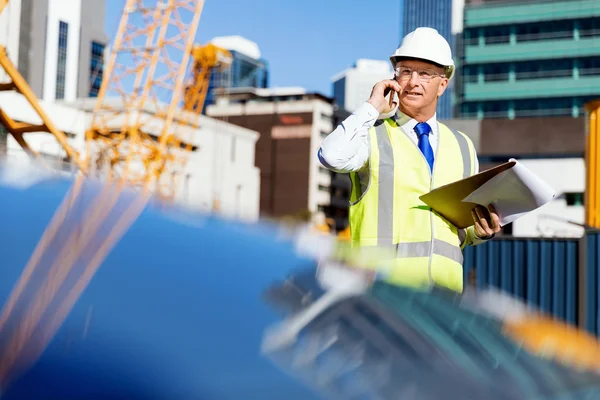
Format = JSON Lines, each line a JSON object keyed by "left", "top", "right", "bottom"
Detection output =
{"left": 348, "top": 115, "right": 477, "bottom": 293}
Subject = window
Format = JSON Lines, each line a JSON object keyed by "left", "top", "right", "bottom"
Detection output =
{"left": 55, "top": 21, "right": 69, "bottom": 100}
{"left": 318, "top": 184, "right": 329, "bottom": 192}
{"left": 320, "top": 112, "right": 333, "bottom": 123}
{"left": 319, "top": 166, "right": 329, "bottom": 175}
{"left": 320, "top": 131, "right": 329, "bottom": 139}
{"left": 89, "top": 41, "right": 105, "bottom": 97}
{"left": 565, "top": 192, "right": 584, "bottom": 206}
{"left": 333, "top": 77, "right": 346, "bottom": 109}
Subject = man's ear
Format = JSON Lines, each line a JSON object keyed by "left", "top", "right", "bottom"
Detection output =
{"left": 437, "top": 78, "right": 449, "bottom": 97}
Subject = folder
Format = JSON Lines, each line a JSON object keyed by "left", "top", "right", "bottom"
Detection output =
{"left": 419, "top": 159, "right": 556, "bottom": 229}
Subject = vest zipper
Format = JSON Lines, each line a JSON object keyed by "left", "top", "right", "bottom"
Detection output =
{"left": 428, "top": 133, "right": 439, "bottom": 286}
{"left": 403, "top": 122, "right": 439, "bottom": 286}
{"left": 409, "top": 125, "right": 439, "bottom": 285}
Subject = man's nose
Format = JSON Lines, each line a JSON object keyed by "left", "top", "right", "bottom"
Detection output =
{"left": 409, "top": 71, "right": 421, "bottom": 86}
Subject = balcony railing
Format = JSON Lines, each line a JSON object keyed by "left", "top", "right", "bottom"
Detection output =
{"left": 466, "top": 74, "right": 600, "bottom": 100}
{"left": 464, "top": 0, "right": 600, "bottom": 28}
{"left": 463, "top": 29, "right": 600, "bottom": 46}
{"left": 462, "top": 68, "right": 600, "bottom": 83}
{"left": 463, "top": 36, "right": 600, "bottom": 64}
{"left": 466, "top": 0, "right": 573, "bottom": 7}
{"left": 460, "top": 107, "right": 577, "bottom": 119}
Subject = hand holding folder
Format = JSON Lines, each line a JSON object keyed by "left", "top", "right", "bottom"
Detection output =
{"left": 419, "top": 159, "right": 556, "bottom": 229}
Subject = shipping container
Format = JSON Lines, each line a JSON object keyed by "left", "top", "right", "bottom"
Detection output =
{"left": 584, "top": 231, "right": 600, "bottom": 335}
{"left": 463, "top": 237, "right": 580, "bottom": 326}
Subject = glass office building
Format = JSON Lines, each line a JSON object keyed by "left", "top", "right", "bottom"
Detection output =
{"left": 204, "top": 50, "right": 268, "bottom": 113}
{"left": 457, "top": 0, "right": 600, "bottom": 119}
{"left": 401, "top": 0, "right": 454, "bottom": 120}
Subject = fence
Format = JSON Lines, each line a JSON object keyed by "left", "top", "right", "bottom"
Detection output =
{"left": 462, "top": 233, "right": 597, "bottom": 333}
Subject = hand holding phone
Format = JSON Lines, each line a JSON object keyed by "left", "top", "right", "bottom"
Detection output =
{"left": 368, "top": 79, "right": 401, "bottom": 114}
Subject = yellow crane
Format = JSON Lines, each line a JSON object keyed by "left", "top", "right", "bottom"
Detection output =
{"left": 0, "top": 0, "right": 231, "bottom": 390}
{"left": 0, "top": 0, "right": 231, "bottom": 198}
{"left": 85, "top": 37, "right": 232, "bottom": 201}
{"left": 183, "top": 43, "right": 232, "bottom": 114}
{"left": 85, "top": 1, "right": 204, "bottom": 200}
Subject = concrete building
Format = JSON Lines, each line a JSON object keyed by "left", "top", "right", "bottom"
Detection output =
{"left": 207, "top": 87, "right": 334, "bottom": 223}
{"left": 444, "top": 116, "right": 586, "bottom": 238}
{"left": 203, "top": 36, "right": 269, "bottom": 113}
{"left": 401, "top": 0, "right": 454, "bottom": 120}
{"left": 0, "top": 91, "right": 262, "bottom": 221}
{"left": 331, "top": 59, "right": 393, "bottom": 113}
{"left": 0, "top": 0, "right": 108, "bottom": 101}
{"left": 451, "top": 0, "right": 598, "bottom": 238}
{"left": 457, "top": 0, "right": 600, "bottom": 119}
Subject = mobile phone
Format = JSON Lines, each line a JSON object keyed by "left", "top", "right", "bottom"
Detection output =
{"left": 388, "top": 90, "right": 396, "bottom": 108}
{"left": 387, "top": 77, "right": 398, "bottom": 108}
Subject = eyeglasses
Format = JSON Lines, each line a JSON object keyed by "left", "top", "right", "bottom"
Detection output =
{"left": 394, "top": 67, "right": 445, "bottom": 83}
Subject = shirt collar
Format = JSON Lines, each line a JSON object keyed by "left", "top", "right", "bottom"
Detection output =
{"left": 396, "top": 110, "right": 437, "bottom": 136}
{"left": 378, "top": 107, "right": 438, "bottom": 135}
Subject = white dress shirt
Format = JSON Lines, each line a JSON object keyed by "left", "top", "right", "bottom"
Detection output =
{"left": 318, "top": 101, "right": 486, "bottom": 246}
{"left": 318, "top": 101, "right": 479, "bottom": 174}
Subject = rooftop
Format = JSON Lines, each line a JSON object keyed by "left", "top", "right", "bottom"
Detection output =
{"left": 354, "top": 59, "right": 392, "bottom": 73}
{"left": 330, "top": 58, "right": 392, "bottom": 82}
{"left": 210, "top": 86, "right": 333, "bottom": 104}
{"left": 463, "top": 0, "right": 600, "bottom": 27}
{"left": 210, "top": 35, "right": 261, "bottom": 60}
{"left": 63, "top": 96, "right": 260, "bottom": 142}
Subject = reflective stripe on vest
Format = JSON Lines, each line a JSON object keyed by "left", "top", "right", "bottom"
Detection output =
{"left": 348, "top": 117, "right": 476, "bottom": 293}
{"left": 371, "top": 122, "right": 469, "bottom": 264}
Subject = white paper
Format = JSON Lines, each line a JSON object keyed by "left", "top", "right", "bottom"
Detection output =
{"left": 462, "top": 158, "right": 556, "bottom": 226}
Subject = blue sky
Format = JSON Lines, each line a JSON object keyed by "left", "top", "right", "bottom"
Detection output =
{"left": 105, "top": 0, "right": 400, "bottom": 97}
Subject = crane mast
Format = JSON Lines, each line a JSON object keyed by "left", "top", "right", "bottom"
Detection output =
{"left": 0, "top": 0, "right": 209, "bottom": 390}
{"left": 183, "top": 43, "right": 232, "bottom": 114}
{"left": 85, "top": 0, "right": 206, "bottom": 200}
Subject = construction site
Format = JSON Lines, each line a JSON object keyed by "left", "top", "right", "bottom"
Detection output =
{"left": 1, "top": 0, "right": 600, "bottom": 398}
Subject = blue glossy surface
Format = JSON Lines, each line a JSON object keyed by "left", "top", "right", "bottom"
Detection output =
{"left": 4, "top": 173, "right": 600, "bottom": 400}
{"left": 0, "top": 175, "right": 322, "bottom": 399}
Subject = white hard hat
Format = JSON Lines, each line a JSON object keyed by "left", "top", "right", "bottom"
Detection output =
{"left": 390, "top": 27, "right": 455, "bottom": 80}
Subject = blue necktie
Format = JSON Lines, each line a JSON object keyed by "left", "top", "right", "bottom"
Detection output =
{"left": 414, "top": 122, "right": 434, "bottom": 173}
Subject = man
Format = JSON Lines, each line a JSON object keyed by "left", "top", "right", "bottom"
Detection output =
{"left": 319, "top": 27, "right": 501, "bottom": 293}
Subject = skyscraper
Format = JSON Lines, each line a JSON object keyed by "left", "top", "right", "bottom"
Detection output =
{"left": 400, "top": 0, "right": 454, "bottom": 120}
{"left": 331, "top": 59, "right": 393, "bottom": 113}
{"left": 204, "top": 36, "right": 269, "bottom": 113}
{"left": 457, "top": 0, "right": 600, "bottom": 120}
{"left": 0, "top": 0, "right": 108, "bottom": 101}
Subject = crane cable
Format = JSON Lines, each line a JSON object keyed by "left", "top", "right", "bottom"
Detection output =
{"left": 0, "top": 175, "right": 149, "bottom": 390}
{"left": 0, "top": 0, "right": 206, "bottom": 390}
